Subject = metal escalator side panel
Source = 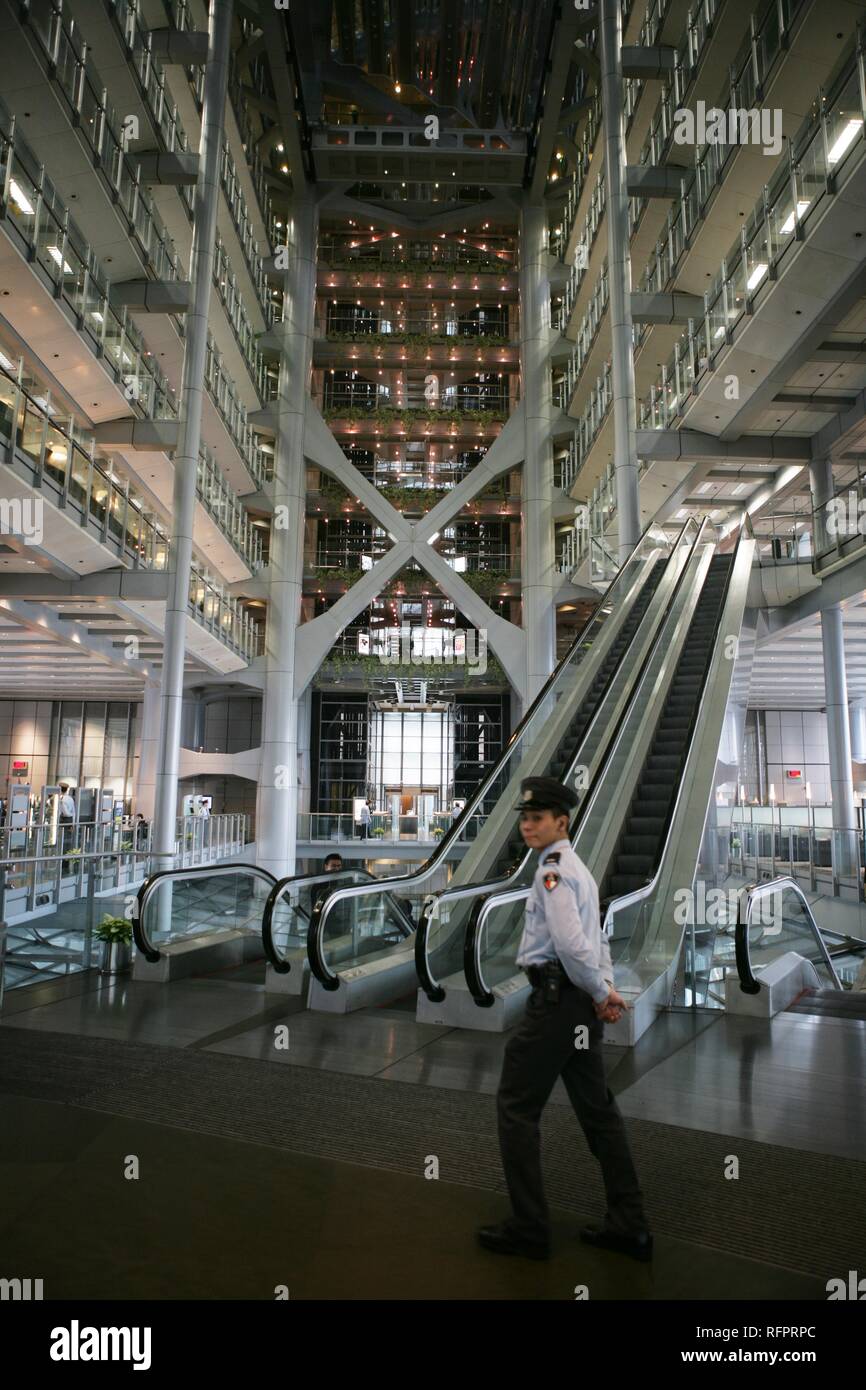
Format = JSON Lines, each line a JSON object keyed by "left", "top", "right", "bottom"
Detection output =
{"left": 617, "top": 536, "right": 757, "bottom": 1040}
{"left": 577, "top": 543, "right": 717, "bottom": 883}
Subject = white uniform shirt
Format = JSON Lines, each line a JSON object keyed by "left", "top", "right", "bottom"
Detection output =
{"left": 516, "top": 838, "right": 613, "bottom": 1005}
{"left": 360, "top": 803, "right": 372, "bottom": 826}
{"left": 59, "top": 794, "right": 76, "bottom": 820}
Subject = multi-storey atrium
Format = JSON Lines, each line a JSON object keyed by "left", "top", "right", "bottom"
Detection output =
{"left": 1, "top": 0, "right": 866, "bottom": 1323}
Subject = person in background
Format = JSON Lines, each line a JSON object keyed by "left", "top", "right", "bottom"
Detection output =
{"left": 58, "top": 785, "right": 76, "bottom": 825}
{"left": 323, "top": 852, "right": 343, "bottom": 872}
{"left": 359, "top": 799, "right": 372, "bottom": 840}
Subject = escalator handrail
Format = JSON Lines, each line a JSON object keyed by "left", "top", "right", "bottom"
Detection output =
{"left": 261, "top": 866, "right": 382, "bottom": 973}
{"left": 598, "top": 525, "right": 744, "bottom": 942}
{"left": 306, "top": 521, "right": 689, "bottom": 978}
{"left": 133, "top": 863, "right": 278, "bottom": 964}
{"left": 451, "top": 517, "right": 709, "bottom": 1003}
{"left": 734, "top": 875, "right": 843, "bottom": 994}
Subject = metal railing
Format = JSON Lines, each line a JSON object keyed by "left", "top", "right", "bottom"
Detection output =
{"left": 320, "top": 385, "right": 511, "bottom": 417}
{"left": 17, "top": 0, "right": 184, "bottom": 283}
{"left": 0, "top": 110, "right": 270, "bottom": 492}
{"left": 734, "top": 876, "right": 842, "bottom": 994}
{"left": 187, "top": 572, "right": 263, "bottom": 660}
{"left": 317, "top": 237, "right": 515, "bottom": 276}
{"left": 296, "top": 811, "right": 476, "bottom": 843}
{"left": 725, "top": 812, "right": 863, "bottom": 898}
{"left": 318, "top": 314, "right": 511, "bottom": 341}
{"left": 0, "top": 355, "right": 263, "bottom": 574}
{"left": 639, "top": 37, "right": 866, "bottom": 432}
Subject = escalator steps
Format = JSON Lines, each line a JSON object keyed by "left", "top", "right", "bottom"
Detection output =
{"left": 602, "top": 555, "right": 733, "bottom": 901}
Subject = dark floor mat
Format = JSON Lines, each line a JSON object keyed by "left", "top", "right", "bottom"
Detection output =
{"left": 0, "top": 1025, "right": 862, "bottom": 1283}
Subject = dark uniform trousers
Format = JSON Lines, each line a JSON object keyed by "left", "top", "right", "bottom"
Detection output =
{"left": 497, "top": 974, "right": 647, "bottom": 1243}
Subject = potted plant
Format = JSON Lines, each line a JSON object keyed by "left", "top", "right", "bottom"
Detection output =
{"left": 371, "top": 827, "right": 386, "bottom": 838}
{"left": 94, "top": 914, "right": 133, "bottom": 975}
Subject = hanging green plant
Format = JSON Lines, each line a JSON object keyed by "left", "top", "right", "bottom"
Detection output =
{"left": 311, "top": 566, "right": 364, "bottom": 586}
{"left": 462, "top": 569, "right": 514, "bottom": 596}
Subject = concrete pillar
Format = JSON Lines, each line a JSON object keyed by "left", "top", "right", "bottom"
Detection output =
{"left": 296, "top": 687, "right": 313, "bottom": 816}
{"left": 135, "top": 681, "right": 160, "bottom": 820}
{"left": 519, "top": 203, "right": 556, "bottom": 706}
{"left": 152, "top": 0, "right": 233, "bottom": 863}
{"left": 821, "top": 604, "right": 857, "bottom": 870}
{"left": 850, "top": 700, "right": 866, "bottom": 762}
{"left": 600, "top": 0, "right": 641, "bottom": 562}
{"left": 256, "top": 195, "right": 318, "bottom": 879}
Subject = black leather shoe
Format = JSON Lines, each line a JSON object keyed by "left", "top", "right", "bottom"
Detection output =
{"left": 579, "top": 1224, "right": 653, "bottom": 1262}
{"left": 476, "top": 1224, "right": 550, "bottom": 1260}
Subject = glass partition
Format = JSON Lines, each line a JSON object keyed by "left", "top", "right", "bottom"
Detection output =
{"left": 137, "top": 866, "right": 273, "bottom": 958}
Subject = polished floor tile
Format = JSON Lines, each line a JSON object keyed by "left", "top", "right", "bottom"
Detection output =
{"left": 0, "top": 977, "right": 288, "bottom": 1049}
{"left": 616, "top": 1012, "right": 866, "bottom": 1160}
{"left": 205, "top": 1005, "right": 453, "bottom": 1077}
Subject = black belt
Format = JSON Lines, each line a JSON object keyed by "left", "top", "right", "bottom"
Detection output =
{"left": 525, "top": 961, "right": 574, "bottom": 989}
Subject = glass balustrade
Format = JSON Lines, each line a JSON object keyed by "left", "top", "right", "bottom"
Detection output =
{"left": 317, "top": 237, "right": 516, "bottom": 277}
{"left": 0, "top": 106, "right": 269, "bottom": 487}
{"left": 319, "top": 311, "right": 513, "bottom": 341}
{"left": 320, "top": 382, "right": 511, "bottom": 416}
{"left": 168, "top": 0, "right": 275, "bottom": 249}
{"left": 213, "top": 231, "right": 271, "bottom": 393}
{"left": 0, "top": 352, "right": 263, "bottom": 576}
{"left": 187, "top": 569, "right": 262, "bottom": 660}
{"left": 639, "top": 45, "right": 866, "bottom": 432}
{"left": 19, "top": 0, "right": 184, "bottom": 283}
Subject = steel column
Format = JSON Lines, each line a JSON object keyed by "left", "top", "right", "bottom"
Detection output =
{"left": 135, "top": 680, "right": 161, "bottom": 821}
{"left": 256, "top": 195, "right": 319, "bottom": 879}
{"left": 519, "top": 202, "right": 556, "bottom": 706}
{"left": 820, "top": 604, "right": 857, "bottom": 873}
{"left": 600, "top": 0, "right": 640, "bottom": 561}
{"left": 152, "top": 0, "right": 233, "bottom": 863}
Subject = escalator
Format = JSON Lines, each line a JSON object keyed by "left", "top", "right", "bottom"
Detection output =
{"left": 284, "top": 520, "right": 704, "bottom": 1013}
{"left": 489, "top": 554, "right": 666, "bottom": 880}
{"left": 600, "top": 555, "right": 733, "bottom": 902}
{"left": 732, "top": 876, "right": 866, "bottom": 1020}
{"left": 436, "top": 522, "right": 755, "bottom": 1037}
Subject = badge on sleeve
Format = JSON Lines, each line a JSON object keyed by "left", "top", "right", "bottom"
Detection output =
{"left": 543, "top": 871, "right": 560, "bottom": 891}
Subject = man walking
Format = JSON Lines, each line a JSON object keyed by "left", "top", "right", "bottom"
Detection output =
{"left": 477, "top": 776, "right": 651, "bottom": 1263}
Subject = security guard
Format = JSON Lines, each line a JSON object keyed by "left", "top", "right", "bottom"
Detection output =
{"left": 477, "top": 776, "right": 652, "bottom": 1262}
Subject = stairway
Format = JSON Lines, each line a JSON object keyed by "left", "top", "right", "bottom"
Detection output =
{"left": 787, "top": 988, "right": 866, "bottom": 1020}
{"left": 492, "top": 559, "right": 667, "bottom": 876}
{"left": 601, "top": 554, "right": 733, "bottom": 901}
